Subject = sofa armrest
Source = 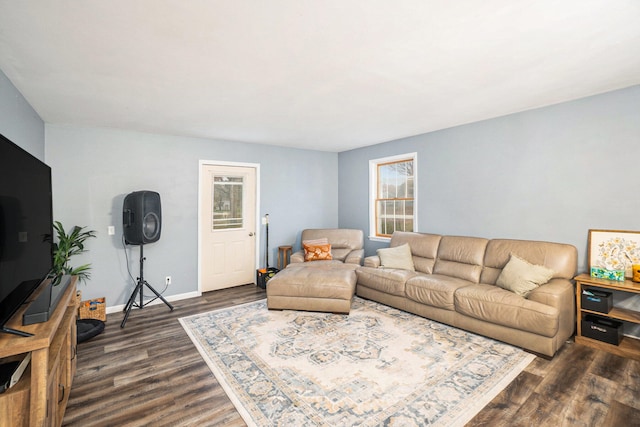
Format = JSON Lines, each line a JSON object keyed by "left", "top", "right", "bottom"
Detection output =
{"left": 527, "top": 278, "right": 574, "bottom": 309}
{"left": 364, "top": 255, "right": 381, "bottom": 268}
{"left": 290, "top": 250, "right": 305, "bottom": 263}
{"left": 528, "top": 278, "right": 575, "bottom": 341}
{"left": 344, "top": 249, "right": 364, "bottom": 265}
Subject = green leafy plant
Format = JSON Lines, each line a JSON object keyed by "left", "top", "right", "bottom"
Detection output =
{"left": 52, "top": 221, "right": 97, "bottom": 284}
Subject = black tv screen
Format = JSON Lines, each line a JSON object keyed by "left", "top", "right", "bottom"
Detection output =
{"left": 0, "top": 133, "right": 53, "bottom": 334}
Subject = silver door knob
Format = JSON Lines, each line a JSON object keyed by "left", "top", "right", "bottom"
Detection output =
{"left": 249, "top": 232, "right": 255, "bottom": 236}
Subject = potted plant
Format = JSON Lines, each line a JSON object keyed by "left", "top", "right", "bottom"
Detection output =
{"left": 51, "top": 221, "right": 97, "bottom": 285}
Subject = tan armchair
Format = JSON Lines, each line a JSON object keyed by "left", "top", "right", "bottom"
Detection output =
{"left": 290, "top": 228, "right": 364, "bottom": 265}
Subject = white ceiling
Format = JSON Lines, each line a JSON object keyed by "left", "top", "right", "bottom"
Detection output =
{"left": 1, "top": 1, "right": 639, "bottom": 152}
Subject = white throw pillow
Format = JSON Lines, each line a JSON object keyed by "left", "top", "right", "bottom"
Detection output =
{"left": 496, "top": 254, "right": 555, "bottom": 297}
{"left": 377, "top": 243, "right": 415, "bottom": 271}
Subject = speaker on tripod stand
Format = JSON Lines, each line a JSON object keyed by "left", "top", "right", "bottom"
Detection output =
{"left": 121, "top": 191, "right": 173, "bottom": 328}
{"left": 123, "top": 190, "right": 162, "bottom": 245}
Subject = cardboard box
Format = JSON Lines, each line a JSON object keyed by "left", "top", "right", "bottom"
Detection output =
{"left": 581, "top": 288, "right": 613, "bottom": 314}
{"left": 581, "top": 314, "right": 623, "bottom": 346}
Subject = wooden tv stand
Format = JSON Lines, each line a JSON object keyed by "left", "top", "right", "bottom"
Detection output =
{"left": 0, "top": 276, "right": 78, "bottom": 426}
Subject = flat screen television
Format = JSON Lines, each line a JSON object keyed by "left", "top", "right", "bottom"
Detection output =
{"left": 0, "top": 133, "right": 54, "bottom": 337}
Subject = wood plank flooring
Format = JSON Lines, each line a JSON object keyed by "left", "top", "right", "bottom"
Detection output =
{"left": 63, "top": 285, "right": 640, "bottom": 426}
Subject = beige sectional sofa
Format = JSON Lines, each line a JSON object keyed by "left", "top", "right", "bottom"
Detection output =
{"left": 356, "top": 231, "right": 578, "bottom": 357}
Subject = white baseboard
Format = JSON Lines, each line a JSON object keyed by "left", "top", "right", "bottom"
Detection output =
{"left": 105, "top": 291, "right": 202, "bottom": 314}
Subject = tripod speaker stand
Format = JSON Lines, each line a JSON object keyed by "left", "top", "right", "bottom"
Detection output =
{"left": 121, "top": 243, "right": 174, "bottom": 328}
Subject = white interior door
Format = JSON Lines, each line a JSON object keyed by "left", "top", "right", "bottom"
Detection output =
{"left": 200, "top": 163, "right": 258, "bottom": 291}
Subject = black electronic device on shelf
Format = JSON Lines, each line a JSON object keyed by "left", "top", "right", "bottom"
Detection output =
{"left": 0, "top": 133, "right": 55, "bottom": 337}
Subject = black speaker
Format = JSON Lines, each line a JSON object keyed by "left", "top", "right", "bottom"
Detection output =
{"left": 123, "top": 191, "right": 161, "bottom": 245}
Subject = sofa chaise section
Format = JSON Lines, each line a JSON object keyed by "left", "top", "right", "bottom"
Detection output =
{"left": 267, "top": 228, "right": 364, "bottom": 314}
{"left": 290, "top": 228, "right": 364, "bottom": 265}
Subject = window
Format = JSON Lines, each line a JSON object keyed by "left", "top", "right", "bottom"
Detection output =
{"left": 369, "top": 153, "right": 417, "bottom": 240}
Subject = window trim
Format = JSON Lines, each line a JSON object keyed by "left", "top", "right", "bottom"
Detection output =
{"left": 369, "top": 152, "right": 417, "bottom": 242}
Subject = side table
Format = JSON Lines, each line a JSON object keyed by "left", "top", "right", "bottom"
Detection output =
{"left": 278, "top": 245, "right": 293, "bottom": 270}
{"left": 574, "top": 273, "right": 640, "bottom": 360}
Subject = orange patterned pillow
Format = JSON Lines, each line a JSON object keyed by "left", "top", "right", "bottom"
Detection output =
{"left": 303, "top": 243, "right": 333, "bottom": 261}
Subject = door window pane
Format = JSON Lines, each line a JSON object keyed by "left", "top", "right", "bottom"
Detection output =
{"left": 212, "top": 176, "right": 244, "bottom": 230}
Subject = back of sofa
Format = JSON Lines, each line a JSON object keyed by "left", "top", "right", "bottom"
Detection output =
{"left": 390, "top": 231, "right": 441, "bottom": 273}
{"left": 300, "top": 228, "right": 364, "bottom": 261}
{"left": 480, "top": 239, "right": 578, "bottom": 284}
{"left": 433, "top": 236, "right": 489, "bottom": 283}
{"left": 388, "top": 232, "right": 577, "bottom": 284}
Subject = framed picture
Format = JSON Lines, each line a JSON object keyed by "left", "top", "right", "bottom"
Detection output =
{"left": 588, "top": 229, "right": 640, "bottom": 279}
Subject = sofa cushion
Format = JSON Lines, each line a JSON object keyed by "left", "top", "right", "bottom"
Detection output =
{"left": 356, "top": 266, "right": 417, "bottom": 296}
{"left": 455, "top": 284, "right": 559, "bottom": 337}
{"left": 303, "top": 243, "right": 333, "bottom": 261}
{"left": 405, "top": 274, "right": 474, "bottom": 311}
{"left": 390, "top": 232, "right": 441, "bottom": 274}
{"left": 292, "top": 260, "right": 350, "bottom": 268}
{"left": 293, "top": 228, "right": 365, "bottom": 265}
{"left": 344, "top": 249, "right": 365, "bottom": 265}
{"left": 433, "top": 236, "right": 488, "bottom": 283}
{"left": 268, "top": 263, "right": 357, "bottom": 300}
{"left": 480, "top": 238, "right": 577, "bottom": 284}
{"left": 301, "top": 228, "right": 363, "bottom": 251}
{"left": 302, "top": 237, "right": 329, "bottom": 246}
{"left": 330, "top": 248, "right": 352, "bottom": 262}
{"left": 378, "top": 243, "right": 415, "bottom": 271}
{"left": 496, "top": 254, "right": 555, "bottom": 297}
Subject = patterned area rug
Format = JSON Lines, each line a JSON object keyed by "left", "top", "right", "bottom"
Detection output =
{"left": 179, "top": 298, "right": 534, "bottom": 426}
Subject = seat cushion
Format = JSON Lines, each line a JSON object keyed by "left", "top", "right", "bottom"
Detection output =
{"left": 356, "top": 266, "right": 417, "bottom": 296}
{"left": 455, "top": 284, "right": 559, "bottom": 337}
{"left": 267, "top": 263, "right": 357, "bottom": 300}
{"left": 405, "top": 274, "right": 474, "bottom": 311}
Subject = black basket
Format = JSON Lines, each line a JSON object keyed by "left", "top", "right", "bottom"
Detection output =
{"left": 582, "top": 314, "right": 623, "bottom": 346}
{"left": 257, "top": 267, "right": 279, "bottom": 289}
{"left": 581, "top": 288, "right": 613, "bottom": 314}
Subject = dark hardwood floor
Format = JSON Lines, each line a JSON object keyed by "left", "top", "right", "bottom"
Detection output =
{"left": 63, "top": 285, "right": 640, "bottom": 427}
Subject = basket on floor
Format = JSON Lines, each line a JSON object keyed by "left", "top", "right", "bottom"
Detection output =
{"left": 257, "top": 267, "right": 279, "bottom": 289}
{"left": 78, "top": 297, "right": 106, "bottom": 321}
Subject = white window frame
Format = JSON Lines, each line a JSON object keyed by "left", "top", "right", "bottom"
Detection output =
{"left": 369, "top": 152, "right": 418, "bottom": 242}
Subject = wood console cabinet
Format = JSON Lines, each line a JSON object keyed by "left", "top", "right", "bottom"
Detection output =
{"left": 0, "top": 276, "right": 78, "bottom": 426}
{"left": 574, "top": 273, "right": 640, "bottom": 361}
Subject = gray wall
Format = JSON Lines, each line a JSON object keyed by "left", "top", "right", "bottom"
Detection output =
{"left": 0, "top": 69, "right": 44, "bottom": 159}
{"left": 4, "top": 61, "right": 640, "bottom": 306}
{"left": 45, "top": 125, "right": 338, "bottom": 306}
{"left": 339, "top": 85, "right": 640, "bottom": 273}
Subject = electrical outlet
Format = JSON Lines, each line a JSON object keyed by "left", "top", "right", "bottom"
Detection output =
{"left": 165, "top": 276, "right": 171, "bottom": 286}
{"left": 108, "top": 226, "right": 115, "bottom": 235}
